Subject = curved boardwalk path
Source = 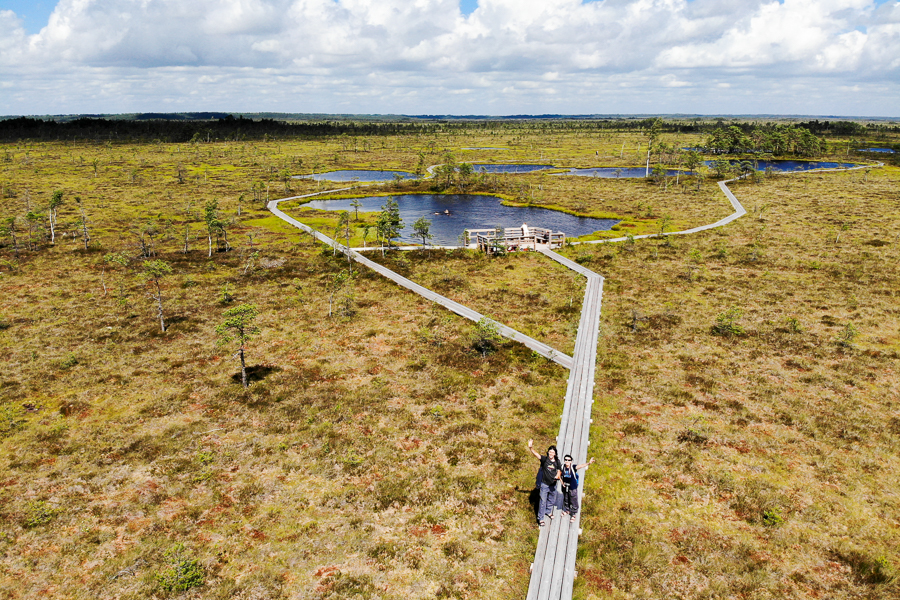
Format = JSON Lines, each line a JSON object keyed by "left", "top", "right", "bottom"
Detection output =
{"left": 270, "top": 164, "right": 875, "bottom": 599}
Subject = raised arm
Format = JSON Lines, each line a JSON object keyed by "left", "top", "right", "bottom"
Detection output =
{"left": 576, "top": 457, "right": 596, "bottom": 471}
{"left": 527, "top": 439, "right": 542, "bottom": 459}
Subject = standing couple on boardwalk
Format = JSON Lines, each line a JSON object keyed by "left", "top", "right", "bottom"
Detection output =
{"left": 528, "top": 439, "right": 595, "bottom": 527}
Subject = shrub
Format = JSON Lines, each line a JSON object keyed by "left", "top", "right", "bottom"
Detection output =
{"left": 762, "top": 508, "right": 784, "bottom": 527}
{"left": 785, "top": 316, "right": 803, "bottom": 333}
{"left": 58, "top": 352, "right": 78, "bottom": 370}
{"left": 0, "top": 404, "right": 25, "bottom": 437}
{"left": 157, "top": 543, "right": 204, "bottom": 593}
{"left": 837, "top": 322, "right": 858, "bottom": 348}
{"left": 469, "top": 317, "right": 502, "bottom": 358}
{"left": 711, "top": 307, "right": 745, "bottom": 337}
{"left": 374, "top": 477, "right": 410, "bottom": 510}
{"left": 622, "top": 422, "right": 649, "bottom": 436}
{"left": 315, "top": 571, "right": 380, "bottom": 599}
{"left": 834, "top": 548, "right": 896, "bottom": 585}
{"left": 677, "top": 428, "right": 708, "bottom": 445}
{"left": 442, "top": 539, "right": 471, "bottom": 561}
{"left": 367, "top": 541, "right": 401, "bottom": 568}
{"left": 22, "top": 501, "right": 57, "bottom": 528}
{"left": 714, "top": 242, "right": 729, "bottom": 260}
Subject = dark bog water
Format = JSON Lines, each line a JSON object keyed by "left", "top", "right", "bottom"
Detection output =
{"left": 703, "top": 160, "right": 858, "bottom": 171}
{"left": 296, "top": 170, "right": 419, "bottom": 182}
{"left": 561, "top": 167, "right": 680, "bottom": 178}
{"left": 302, "top": 194, "right": 619, "bottom": 245}
{"left": 561, "top": 160, "right": 860, "bottom": 178}
{"left": 471, "top": 164, "right": 554, "bottom": 173}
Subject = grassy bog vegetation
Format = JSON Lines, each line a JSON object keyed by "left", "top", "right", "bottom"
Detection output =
{"left": 567, "top": 166, "right": 900, "bottom": 599}
{"left": 0, "top": 118, "right": 897, "bottom": 599}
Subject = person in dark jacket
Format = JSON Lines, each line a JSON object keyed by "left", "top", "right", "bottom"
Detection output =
{"left": 561, "top": 454, "right": 595, "bottom": 522}
{"left": 528, "top": 439, "right": 560, "bottom": 526}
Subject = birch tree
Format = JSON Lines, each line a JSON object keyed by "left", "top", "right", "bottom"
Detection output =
{"left": 75, "top": 197, "right": 90, "bottom": 249}
{"left": 204, "top": 199, "right": 219, "bottom": 257}
{"left": 48, "top": 190, "right": 63, "bottom": 243}
{"left": 142, "top": 259, "right": 172, "bottom": 332}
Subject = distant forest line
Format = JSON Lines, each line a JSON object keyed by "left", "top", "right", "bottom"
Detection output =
{"left": 0, "top": 113, "right": 897, "bottom": 151}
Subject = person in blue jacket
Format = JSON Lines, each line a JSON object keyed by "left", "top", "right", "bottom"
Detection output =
{"left": 528, "top": 439, "right": 561, "bottom": 526}
{"left": 561, "top": 454, "right": 595, "bottom": 522}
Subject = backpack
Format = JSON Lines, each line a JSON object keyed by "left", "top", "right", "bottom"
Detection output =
{"left": 562, "top": 465, "right": 579, "bottom": 488}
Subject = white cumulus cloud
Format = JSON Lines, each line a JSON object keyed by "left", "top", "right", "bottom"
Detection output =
{"left": 0, "top": 0, "right": 896, "bottom": 115}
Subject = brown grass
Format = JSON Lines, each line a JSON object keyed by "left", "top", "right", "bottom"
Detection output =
{"left": 0, "top": 129, "right": 896, "bottom": 599}
{"left": 569, "top": 164, "right": 900, "bottom": 599}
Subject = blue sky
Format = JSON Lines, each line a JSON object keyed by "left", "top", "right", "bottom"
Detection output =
{"left": 0, "top": 0, "right": 898, "bottom": 117}
{"left": 0, "top": 0, "right": 54, "bottom": 34}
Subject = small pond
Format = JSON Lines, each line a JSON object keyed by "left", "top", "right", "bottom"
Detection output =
{"left": 856, "top": 148, "right": 895, "bottom": 153}
{"left": 471, "top": 164, "right": 554, "bottom": 173}
{"left": 703, "top": 160, "right": 859, "bottom": 171}
{"left": 301, "top": 194, "right": 619, "bottom": 246}
{"left": 296, "top": 170, "right": 419, "bottom": 182}
{"left": 559, "top": 167, "right": 680, "bottom": 178}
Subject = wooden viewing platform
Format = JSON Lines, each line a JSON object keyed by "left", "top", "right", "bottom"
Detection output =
{"left": 467, "top": 224, "right": 566, "bottom": 253}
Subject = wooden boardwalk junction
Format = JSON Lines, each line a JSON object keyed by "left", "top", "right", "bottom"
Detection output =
{"left": 268, "top": 197, "right": 574, "bottom": 370}
{"left": 267, "top": 174, "right": 764, "bottom": 599}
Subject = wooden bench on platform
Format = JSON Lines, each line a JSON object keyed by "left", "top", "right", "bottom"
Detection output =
{"left": 467, "top": 225, "right": 566, "bottom": 253}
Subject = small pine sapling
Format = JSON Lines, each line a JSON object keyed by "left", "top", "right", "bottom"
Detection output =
{"left": 470, "top": 317, "right": 503, "bottom": 358}
{"left": 412, "top": 216, "right": 433, "bottom": 249}
{"left": 837, "top": 322, "right": 858, "bottom": 349}
{"left": 23, "top": 211, "right": 44, "bottom": 251}
{"left": 711, "top": 307, "right": 744, "bottom": 337}
{"left": 1, "top": 216, "right": 20, "bottom": 258}
{"left": 216, "top": 303, "right": 260, "bottom": 388}
{"left": 103, "top": 251, "right": 129, "bottom": 299}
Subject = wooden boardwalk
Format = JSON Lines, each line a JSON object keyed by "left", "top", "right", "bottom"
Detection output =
{"left": 267, "top": 170, "right": 828, "bottom": 599}
{"left": 526, "top": 248, "right": 604, "bottom": 600}
{"left": 268, "top": 196, "right": 574, "bottom": 370}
